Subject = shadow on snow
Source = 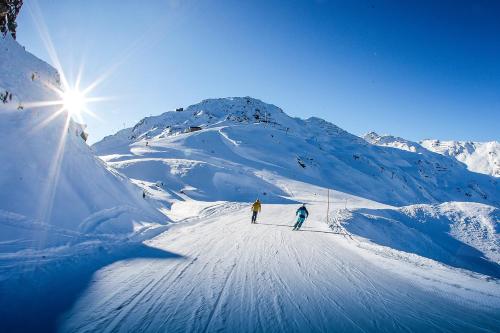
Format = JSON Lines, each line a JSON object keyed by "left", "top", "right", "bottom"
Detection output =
{"left": 0, "top": 243, "right": 184, "bottom": 333}
{"left": 345, "top": 208, "right": 500, "bottom": 279}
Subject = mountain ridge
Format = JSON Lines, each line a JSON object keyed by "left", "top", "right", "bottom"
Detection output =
{"left": 364, "top": 132, "right": 499, "bottom": 178}
{"left": 93, "top": 97, "right": 499, "bottom": 208}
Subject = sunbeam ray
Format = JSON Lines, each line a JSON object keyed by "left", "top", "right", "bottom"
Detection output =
{"left": 81, "top": 107, "right": 103, "bottom": 122}
{"left": 27, "top": 0, "right": 70, "bottom": 91}
{"left": 28, "top": 107, "right": 66, "bottom": 135}
{"left": 23, "top": 100, "right": 65, "bottom": 109}
{"left": 36, "top": 112, "right": 71, "bottom": 227}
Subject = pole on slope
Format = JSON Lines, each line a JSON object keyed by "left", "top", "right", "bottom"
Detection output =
{"left": 326, "top": 188, "right": 330, "bottom": 223}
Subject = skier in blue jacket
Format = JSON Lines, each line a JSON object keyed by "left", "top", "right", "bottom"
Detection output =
{"left": 293, "top": 204, "right": 309, "bottom": 230}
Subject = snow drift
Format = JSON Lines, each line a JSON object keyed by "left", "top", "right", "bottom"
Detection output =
{"left": 336, "top": 202, "right": 500, "bottom": 278}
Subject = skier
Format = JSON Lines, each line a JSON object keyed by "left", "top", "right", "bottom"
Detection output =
{"left": 293, "top": 204, "right": 309, "bottom": 230}
{"left": 251, "top": 199, "right": 261, "bottom": 224}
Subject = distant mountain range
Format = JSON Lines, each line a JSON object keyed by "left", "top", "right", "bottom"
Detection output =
{"left": 363, "top": 132, "right": 499, "bottom": 178}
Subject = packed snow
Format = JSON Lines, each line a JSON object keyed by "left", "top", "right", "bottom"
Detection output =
{"left": 58, "top": 201, "right": 500, "bottom": 333}
{"left": 1, "top": 34, "right": 499, "bottom": 333}
{"left": 3, "top": 194, "right": 500, "bottom": 332}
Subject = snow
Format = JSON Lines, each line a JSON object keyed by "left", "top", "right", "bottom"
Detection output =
{"left": 94, "top": 98, "right": 499, "bottom": 208}
{"left": 1, "top": 34, "right": 500, "bottom": 332}
{"left": 421, "top": 139, "right": 500, "bottom": 177}
{"left": 0, "top": 35, "right": 166, "bottom": 253}
{"left": 339, "top": 202, "right": 500, "bottom": 276}
{"left": 364, "top": 132, "right": 500, "bottom": 178}
{"left": 3, "top": 199, "right": 498, "bottom": 332}
{"left": 46, "top": 97, "right": 496, "bottom": 332}
{"left": 363, "top": 131, "right": 425, "bottom": 153}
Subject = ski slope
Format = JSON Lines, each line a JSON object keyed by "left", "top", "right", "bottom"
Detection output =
{"left": 3, "top": 188, "right": 498, "bottom": 332}
{"left": 54, "top": 201, "right": 499, "bottom": 332}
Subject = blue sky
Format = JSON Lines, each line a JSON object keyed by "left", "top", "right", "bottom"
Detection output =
{"left": 17, "top": 0, "right": 500, "bottom": 143}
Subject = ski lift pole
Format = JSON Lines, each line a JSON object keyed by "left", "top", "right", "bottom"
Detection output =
{"left": 326, "top": 188, "right": 330, "bottom": 224}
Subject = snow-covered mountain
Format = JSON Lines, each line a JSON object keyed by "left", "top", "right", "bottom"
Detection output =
{"left": 93, "top": 98, "right": 500, "bottom": 273}
{"left": 0, "top": 34, "right": 166, "bottom": 253}
{"left": 93, "top": 98, "right": 500, "bottom": 271}
{"left": 83, "top": 105, "right": 500, "bottom": 332}
{"left": 421, "top": 139, "right": 500, "bottom": 177}
{"left": 94, "top": 97, "right": 499, "bottom": 208}
{"left": 363, "top": 131, "right": 426, "bottom": 153}
{"left": 364, "top": 132, "right": 499, "bottom": 178}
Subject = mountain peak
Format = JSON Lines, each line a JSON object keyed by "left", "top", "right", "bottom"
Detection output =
{"left": 96, "top": 96, "right": 310, "bottom": 148}
{"left": 363, "top": 131, "right": 424, "bottom": 153}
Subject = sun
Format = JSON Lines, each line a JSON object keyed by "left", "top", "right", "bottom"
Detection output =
{"left": 62, "top": 88, "right": 86, "bottom": 117}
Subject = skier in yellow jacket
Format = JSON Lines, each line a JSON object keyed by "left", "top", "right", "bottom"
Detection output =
{"left": 251, "top": 199, "right": 261, "bottom": 224}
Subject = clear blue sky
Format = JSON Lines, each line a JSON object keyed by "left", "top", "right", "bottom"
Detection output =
{"left": 16, "top": 0, "right": 500, "bottom": 143}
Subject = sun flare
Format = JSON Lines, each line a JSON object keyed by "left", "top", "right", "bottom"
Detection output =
{"left": 62, "top": 89, "right": 86, "bottom": 117}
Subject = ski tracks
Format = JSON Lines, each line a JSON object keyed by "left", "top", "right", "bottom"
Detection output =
{"left": 60, "top": 204, "right": 500, "bottom": 333}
